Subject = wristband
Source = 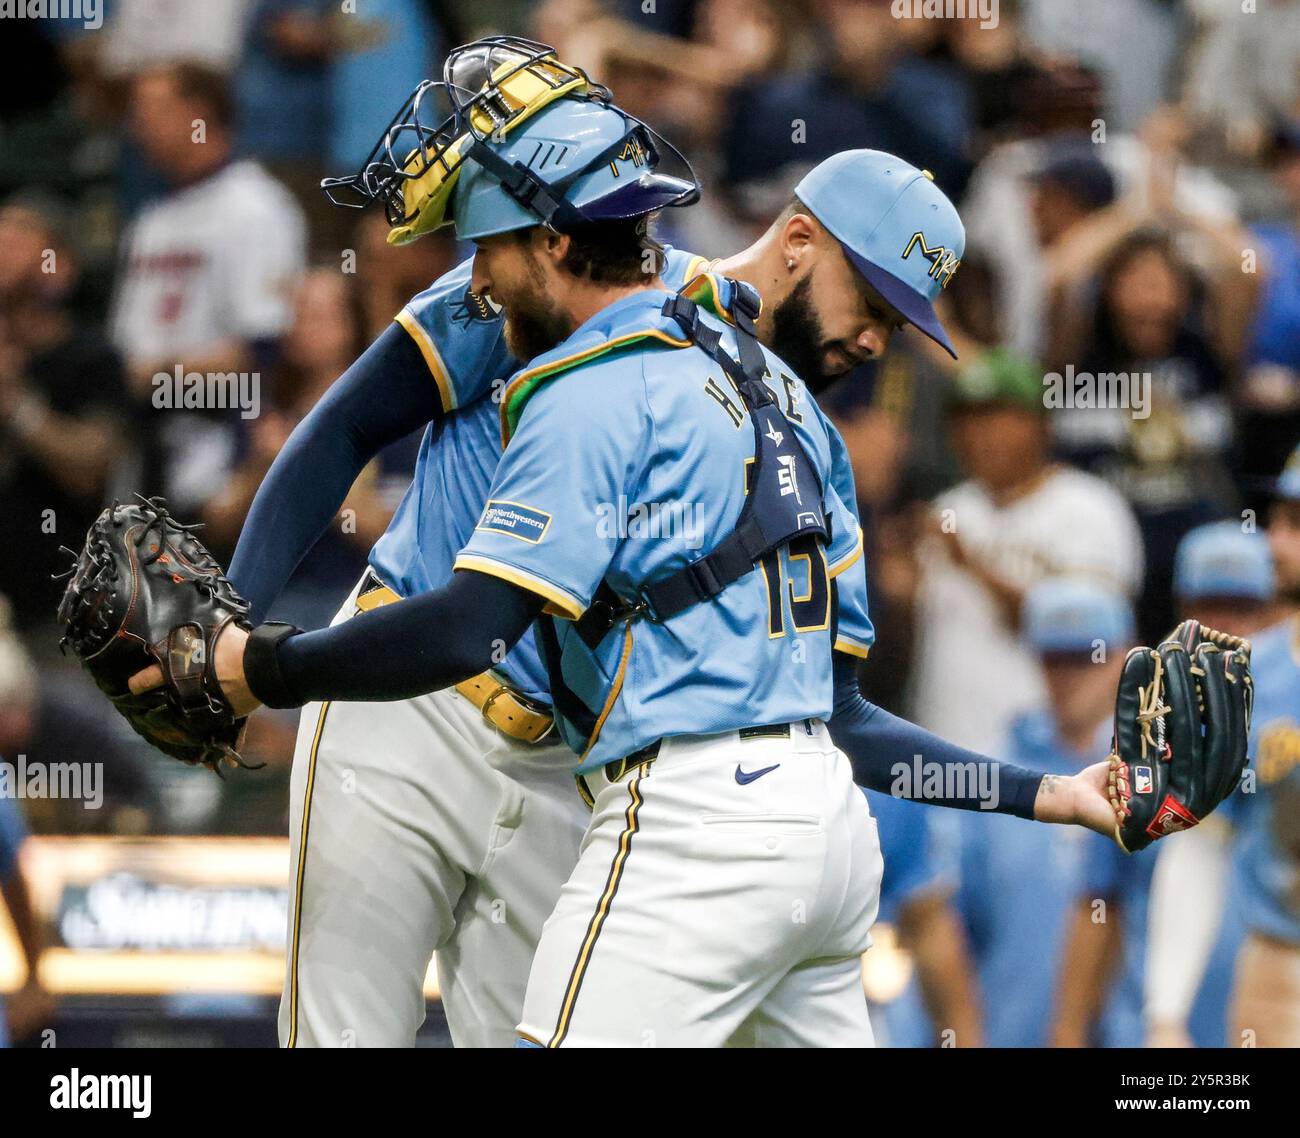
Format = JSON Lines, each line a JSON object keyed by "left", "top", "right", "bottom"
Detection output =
{"left": 244, "top": 622, "right": 304, "bottom": 709}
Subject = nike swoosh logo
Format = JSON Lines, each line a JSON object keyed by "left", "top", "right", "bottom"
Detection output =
{"left": 735, "top": 763, "right": 780, "bottom": 785}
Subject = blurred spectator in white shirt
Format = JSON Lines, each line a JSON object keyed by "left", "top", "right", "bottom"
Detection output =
{"left": 1021, "top": 0, "right": 1187, "bottom": 131}
{"left": 909, "top": 350, "right": 1143, "bottom": 754}
{"left": 1184, "top": 0, "right": 1300, "bottom": 158}
{"left": 98, "top": 0, "right": 257, "bottom": 77}
{"left": 109, "top": 62, "right": 305, "bottom": 521}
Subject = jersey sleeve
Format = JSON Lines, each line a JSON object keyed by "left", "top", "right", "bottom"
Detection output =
{"left": 453, "top": 359, "right": 648, "bottom": 619}
{"left": 823, "top": 420, "right": 873, "bottom": 657}
{"left": 393, "top": 256, "right": 515, "bottom": 414}
{"left": 833, "top": 555, "right": 875, "bottom": 659}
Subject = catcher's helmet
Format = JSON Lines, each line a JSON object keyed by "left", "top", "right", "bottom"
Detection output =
{"left": 322, "top": 35, "right": 698, "bottom": 244}
{"left": 448, "top": 95, "right": 698, "bottom": 240}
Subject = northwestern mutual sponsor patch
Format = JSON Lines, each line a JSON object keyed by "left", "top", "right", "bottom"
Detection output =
{"left": 477, "top": 499, "right": 552, "bottom": 543}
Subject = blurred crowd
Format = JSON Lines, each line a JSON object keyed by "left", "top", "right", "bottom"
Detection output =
{"left": 1, "top": 0, "right": 1299, "bottom": 1047}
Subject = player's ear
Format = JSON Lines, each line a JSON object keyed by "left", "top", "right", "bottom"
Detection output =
{"left": 780, "top": 211, "right": 817, "bottom": 270}
{"left": 540, "top": 228, "right": 571, "bottom": 266}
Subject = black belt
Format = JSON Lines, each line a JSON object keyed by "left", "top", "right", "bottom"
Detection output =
{"left": 359, "top": 570, "right": 388, "bottom": 597}
{"left": 575, "top": 721, "right": 814, "bottom": 807}
{"left": 601, "top": 738, "right": 663, "bottom": 784}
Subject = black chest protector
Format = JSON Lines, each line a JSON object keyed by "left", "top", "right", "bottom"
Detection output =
{"left": 537, "top": 277, "right": 834, "bottom": 743}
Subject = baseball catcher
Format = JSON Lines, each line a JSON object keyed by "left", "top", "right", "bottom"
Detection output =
{"left": 56, "top": 497, "right": 254, "bottom": 771}
{"left": 1106, "top": 618, "right": 1253, "bottom": 853}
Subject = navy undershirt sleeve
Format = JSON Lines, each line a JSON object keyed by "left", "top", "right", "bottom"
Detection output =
{"left": 269, "top": 571, "right": 545, "bottom": 705}
{"left": 828, "top": 652, "right": 1044, "bottom": 819}
{"left": 228, "top": 322, "right": 442, "bottom": 622}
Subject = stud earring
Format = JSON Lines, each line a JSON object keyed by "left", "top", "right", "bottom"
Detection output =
{"left": 786, "top": 258, "right": 795, "bottom": 269}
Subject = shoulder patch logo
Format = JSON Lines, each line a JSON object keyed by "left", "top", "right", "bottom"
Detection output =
{"left": 477, "top": 500, "right": 552, "bottom": 544}
{"left": 451, "top": 288, "right": 503, "bottom": 329}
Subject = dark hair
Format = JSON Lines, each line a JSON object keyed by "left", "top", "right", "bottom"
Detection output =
{"left": 153, "top": 61, "right": 235, "bottom": 131}
{"left": 519, "top": 215, "right": 665, "bottom": 285}
{"left": 779, "top": 195, "right": 810, "bottom": 223}
{"left": 1090, "top": 227, "right": 1204, "bottom": 362}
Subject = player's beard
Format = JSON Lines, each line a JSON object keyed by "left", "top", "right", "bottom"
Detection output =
{"left": 770, "top": 273, "right": 835, "bottom": 394}
{"left": 501, "top": 251, "right": 575, "bottom": 362}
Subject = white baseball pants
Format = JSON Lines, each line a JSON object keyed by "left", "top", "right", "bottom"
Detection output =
{"left": 518, "top": 720, "right": 883, "bottom": 1047}
{"left": 278, "top": 579, "right": 587, "bottom": 1047}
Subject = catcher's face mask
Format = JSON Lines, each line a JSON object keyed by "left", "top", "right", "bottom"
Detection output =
{"left": 321, "top": 36, "right": 596, "bottom": 245}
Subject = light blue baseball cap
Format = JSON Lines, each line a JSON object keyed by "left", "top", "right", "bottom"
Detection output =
{"left": 1174, "top": 521, "right": 1275, "bottom": 602}
{"left": 1275, "top": 442, "right": 1300, "bottom": 501}
{"left": 1023, "top": 577, "right": 1135, "bottom": 655}
{"left": 795, "top": 150, "right": 965, "bottom": 358}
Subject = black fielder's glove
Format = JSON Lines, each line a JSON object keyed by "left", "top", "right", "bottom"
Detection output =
{"left": 56, "top": 497, "right": 255, "bottom": 771}
{"left": 1106, "top": 619, "right": 1253, "bottom": 853}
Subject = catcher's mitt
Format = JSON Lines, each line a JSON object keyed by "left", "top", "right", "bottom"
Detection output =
{"left": 1106, "top": 619, "right": 1252, "bottom": 853}
{"left": 56, "top": 497, "right": 254, "bottom": 770}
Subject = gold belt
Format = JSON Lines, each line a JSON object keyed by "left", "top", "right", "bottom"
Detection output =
{"left": 355, "top": 578, "right": 555, "bottom": 744}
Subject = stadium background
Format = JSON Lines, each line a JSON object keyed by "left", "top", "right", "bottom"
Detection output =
{"left": 0, "top": 0, "right": 1297, "bottom": 1047}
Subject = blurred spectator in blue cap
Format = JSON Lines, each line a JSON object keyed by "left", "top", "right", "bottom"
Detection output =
{"left": 1022, "top": 574, "right": 1135, "bottom": 657}
{"left": 234, "top": 1, "right": 339, "bottom": 249}
{"left": 1030, "top": 578, "right": 1156, "bottom": 1050}
{"left": 1032, "top": 141, "right": 1118, "bottom": 236}
{"left": 1146, "top": 440, "right": 1300, "bottom": 1049}
{"left": 1173, "top": 519, "right": 1276, "bottom": 638}
{"left": 940, "top": 576, "right": 1147, "bottom": 1047}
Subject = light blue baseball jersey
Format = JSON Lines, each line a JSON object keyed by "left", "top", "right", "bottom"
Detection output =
{"left": 369, "top": 246, "right": 710, "bottom": 701}
{"left": 370, "top": 248, "right": 874, "bottom": 706}
{"left": 1224, "top": 616, "right": 1300, "bottom": 946}
{"left": 454, "top": 282, "right": 871, "bottom": 770}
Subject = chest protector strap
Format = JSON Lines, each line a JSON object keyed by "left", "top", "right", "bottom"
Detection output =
{"left": 574, "top": 279, "right": 831, "bottom": 650}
